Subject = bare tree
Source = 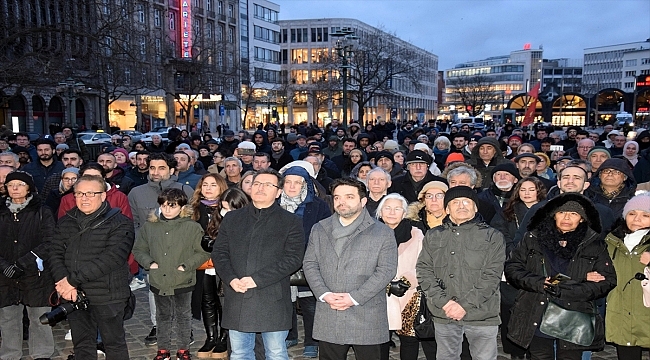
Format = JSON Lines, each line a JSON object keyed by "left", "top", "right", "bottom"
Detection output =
{"left": 446, "top": 74, "right": 500, "bottom": 118}
{"left": 343, "top": 28, "right": 428, "bottom": 124}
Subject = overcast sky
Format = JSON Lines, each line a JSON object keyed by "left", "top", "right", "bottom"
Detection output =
{"left": 274, "top": 0, "right": 650, "bottom": 70}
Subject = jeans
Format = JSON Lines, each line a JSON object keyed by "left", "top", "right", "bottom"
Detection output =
{"left": 67, "top": 301, "right": 129, "bottom": 360}
{"left": 286, "top": 296, "right": 317, "bottom": 346}
{"left": 229, "top": 329, "right": 289, "bottom": 360}
{"left": 435, "top": 323, "right": 498, "bottom": 360}
{"left": 0, "top": 305, "right": 54, "bottom": 360}
{"left": 154, "top": 291, "right": 193, "bottom": 351}
{"left": 147, "top": 273, "right": 157, "bottom": 326}
{"left": 528, "top": 336, "right": 581, "bottom": 360}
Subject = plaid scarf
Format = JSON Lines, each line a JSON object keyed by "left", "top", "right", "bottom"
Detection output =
{"left": 601, "top": 183, "right": 625, "bottom": 200}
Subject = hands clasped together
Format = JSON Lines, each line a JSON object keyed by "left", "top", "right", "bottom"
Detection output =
{"left": 230, "top": 277, "right": 257, "bottom": 293}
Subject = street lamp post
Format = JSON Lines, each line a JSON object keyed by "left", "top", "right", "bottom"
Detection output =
{"left": 56, "top": 77, "right": 85, "bottom": 127}
{"left": 332, "top": 27, "right": 357, "bottom": 128}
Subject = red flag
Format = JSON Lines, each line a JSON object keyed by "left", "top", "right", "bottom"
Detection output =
{"left": 521, "top": 82, "right": 541, "bottom": 127}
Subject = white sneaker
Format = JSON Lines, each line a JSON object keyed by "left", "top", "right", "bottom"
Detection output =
{"left": 65, "top": 329, "right": 72, "bottom": 341}
{"left": 129, "top": 278, "right": 147, "bottom": 291}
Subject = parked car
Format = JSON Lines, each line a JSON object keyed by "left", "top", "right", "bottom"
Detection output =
{"left": 77, "top": 132, "right": 112, "bottom": 145}
{"left": 112, "top": 130, "right": 144, "bottom": 142}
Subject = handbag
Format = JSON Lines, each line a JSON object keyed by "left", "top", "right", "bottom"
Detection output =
{"left": 386, "top": 276, "right": 411, "bottom": 297}
{"left": 538, "top": 260, "right": 596, "bottom": 346}
{"left": 539, "top": 300, "right": 596, "bottom": 346}
{"left": 413, "top": 286, "right": 436, "bottom": 339}
{"left": 642, "top": 267, "right": 650, "bottom": 307}
{"left": 290, "top": 268, "right": 308, "bottom": 286}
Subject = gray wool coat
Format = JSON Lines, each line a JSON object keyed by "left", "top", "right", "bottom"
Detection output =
{"left": 303, "top": 209, "right": 398, "bottom": 345}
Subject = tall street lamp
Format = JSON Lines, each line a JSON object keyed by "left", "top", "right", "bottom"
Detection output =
{"left": 332, "top": 27, "right": 357, "bottom": 128}
{"left": 56, "top": 77, "right": 85, "bottom": 127}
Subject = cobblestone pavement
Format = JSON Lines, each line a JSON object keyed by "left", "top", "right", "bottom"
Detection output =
{"left": 7, "top": 287, "right": 639, "bottom": 359}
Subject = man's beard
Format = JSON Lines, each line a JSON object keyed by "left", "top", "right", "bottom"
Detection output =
{"left": 39, "top": 154, "right": 53, "bottom": 161}
{"left": 495, "top": 181, "right": 513, "bottom": 191}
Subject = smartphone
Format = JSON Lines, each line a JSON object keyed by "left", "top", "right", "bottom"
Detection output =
{"left": 550, "top": 145, "right": 564, "bottom": 152}
{"left": 550, "top": 273, "right": 571, "bottom": 285}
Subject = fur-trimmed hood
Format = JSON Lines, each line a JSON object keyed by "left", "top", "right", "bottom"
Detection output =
{"left": 527, "top": 192, "right": 601, "bottom": 234}
{"left": 147, "top": 204, "right": 194, "bottom": 222}
{"left": 405, "top": 200, "right": 425, "bottom": 222}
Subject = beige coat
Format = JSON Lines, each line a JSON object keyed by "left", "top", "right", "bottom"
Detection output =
{"left": 387, "top": 226, "right": 424, "bottom": 330}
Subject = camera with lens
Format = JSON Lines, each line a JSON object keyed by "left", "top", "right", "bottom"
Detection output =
{"left": 40, "top": 290, "right": 89, "bottom": 326}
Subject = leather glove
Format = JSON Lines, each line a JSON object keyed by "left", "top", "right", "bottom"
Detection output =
{"left": 386, "top": 277, "right": 411, "bottom": 297}
{"left": 201, "top": 235, "right": 215, "bottom": 253}
{"left": 544, "top": 283, "right": 561, "bottom": 298}
{"left": 3, "top": 263, "right": 25, "bottom": 279}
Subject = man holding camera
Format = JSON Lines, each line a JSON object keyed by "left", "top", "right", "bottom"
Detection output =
{"left": 50, "top": 175, "right": 135, "bottom": 359}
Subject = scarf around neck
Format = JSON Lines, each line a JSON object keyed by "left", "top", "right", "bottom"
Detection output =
{"left": 6, "top": 194, "right": 33, "bottom": 214}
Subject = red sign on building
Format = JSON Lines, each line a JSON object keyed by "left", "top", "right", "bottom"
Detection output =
{"left": 636, "top": 75, "right": 650, "bottom": 88}
{"left": 180, "top": 1, "right": 192, "bottom": 59}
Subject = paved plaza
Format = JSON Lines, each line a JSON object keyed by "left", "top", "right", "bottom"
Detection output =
{"left": 4, "top": 286, "right": 642, "bottom": 359}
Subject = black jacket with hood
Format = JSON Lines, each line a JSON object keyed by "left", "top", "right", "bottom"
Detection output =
{"left": 465, "top": 137, "right": 510, "bottom": 189}
{"left": 505, "top": 193, "right": 616, "bottom": 351}
{"left": 253, "top": 130, "right": 272, "bottom": 154}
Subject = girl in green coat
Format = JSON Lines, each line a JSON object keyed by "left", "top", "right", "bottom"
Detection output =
{"left": 605, "top": 193, "right": 650, "bottom": 359}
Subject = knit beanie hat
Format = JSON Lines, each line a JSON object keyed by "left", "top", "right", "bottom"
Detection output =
{"left": 56, "top": 144, "right": 69, "bottom": 151}
{"left": 5, "top": 170, "right": 37, "bottom": 194}
{"left": 623, "top": 193, "right": 650, "bottom": 218}
{"left": 588, "top": 147, "right": 611, "bottom": 160}
{"left": 405, "top": 150, "right": 433, "bottom": 166}
{"left": 445, "top": 152, "right": 466, "bottom": 165}
{"left": 61, "top": 167, "right": 80, "bottom": 176}
{"left": 444, "top": 185, "right": 479, "bottom": 208}
{"left": 491, "top": 162, "right": 521, "bottom": 180}
{"left": 383, "top": 140, "right": 399, "bottom": 152}
{"left": 374, "top": 151, "right": 394, "bottom": 164}
{"left": 552, "top": 200, "right": 588, "bottom": 220}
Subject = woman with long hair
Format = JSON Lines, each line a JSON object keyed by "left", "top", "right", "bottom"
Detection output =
{"left": 191, "top": 173, "right": 228, "bottom": 358}
{"left": 238, "top": 170, "right": 256, "bottom": 198}
{"left": 493, "top": 176, "right": 546, "bottom": 359}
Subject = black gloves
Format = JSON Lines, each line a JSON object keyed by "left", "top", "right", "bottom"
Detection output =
{"left": 201, "top": 235, "right": 215, "bottom": 253}
{"left": 386, "top": 277, "right": 411, "bottom": 297}
{"left": 3, "top": 263, "right": 25, "bottom": 279}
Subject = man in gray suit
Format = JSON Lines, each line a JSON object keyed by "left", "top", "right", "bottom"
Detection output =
{"left": 303, "top": 177, "right": 397, "bottom": 360}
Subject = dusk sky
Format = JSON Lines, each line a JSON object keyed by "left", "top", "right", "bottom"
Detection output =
{"left": 274, "top": 0, "right": 650, "bottom": 70}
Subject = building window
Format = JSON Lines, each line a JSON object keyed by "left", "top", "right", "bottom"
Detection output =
{"left": 624, "top": 82, "right": 634, "bottom": 88}
{"left": 207, "top": 0, "right": 212, "bottom": 11}
{"left": 169, "top": 11, "right": 176, "bottom": 30}
{"left": 227, "top": 52, "right": 233, "bottom": 68}
{"left": 227, "top": 78, "right": 234, "bottom": 93}
{"left": 228, "top": 27, "right": 234, "bottom": 43}
{"left": 642, "top": 58, "right": 650, "bottom": 65}
{"left": 290, "top": 29, "right": 296, "bottom": 43}
{"left": 228, "top": 4, "right": 234, "bottom": 18}
{"left": 125, "top": 68, "right": 131, "bottom": 85}
{"left": 625, "top": 70, "right": 636, "bottom": 77}
{"left": 137, "top": 4, "right": 145, "bottom": 23}
{"left": 291, "top": 49, "right": 308, "bottom": 64}
{"left": 218, "top": 51, "right": 223, "bottom": 67}
{"left": 282, "top": 29, "right": 287, "bottom": 43}
{"left": 154, "top": 8, "right": 161, "bottom": 27}
{"left": 218, "top": 1, "right": 223, "bottom": 14}
{"left": 206, "top": 21, "right": 213, "bottom": 38}
{"left": 626, "top": 59, "right": 637, "bottom": 67}
{"left": 156, "top": 71, "right": 162, "bottom": 87}
{"left": 218, "top": 25, "right": 224, "bottom": 41}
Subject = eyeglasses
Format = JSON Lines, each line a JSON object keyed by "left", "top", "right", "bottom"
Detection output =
{"left": 73, "top": 191, "right": 104, "bottom": 198}
{"left": 62, "top": 177, "right": 78, "bottom": 183}
{"left": 251, "top": 181, "right": 279, "bottom": 189}
{"left": 601, "top": 169, "right": 623, "bottom": 176}
{"left": 577, "top": 146, "right": 593, "bottom": 150}
{"left": 424, "top": 193, "right": 445, "bottom": 200}
{"left": 382, "top": 206, "right": 404, "bottom": 213}
{"left": 7, "top": 182, "right": 28, "bottom": 188}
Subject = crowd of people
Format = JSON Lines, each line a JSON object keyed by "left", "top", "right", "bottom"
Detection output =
{"left": 1, "top": 118, "right": 650, "bottom": 360}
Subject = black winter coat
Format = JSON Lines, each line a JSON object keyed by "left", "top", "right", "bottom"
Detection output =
{"left": 0, "top": 197, "right": 56, "bottom": 307}
{"left": 212, "top": 203, "right": 304, "bottom": 332}
{"left": 49, "top": 202, "right": 135, "bottom": 305}
{"left": 504, "top": 194, "right": 616, "bottom": 351}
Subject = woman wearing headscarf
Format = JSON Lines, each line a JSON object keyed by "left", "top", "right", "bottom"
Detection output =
{"left": 623, "top": 140, "right": 639, "bottom": 167}
{"left": 604, "top": 193, "right": 650, "bottom": 359}
{"left": 378, "top": 193, "right": 435, "bottom": 360}
{"left": 505, "top": 193, "right": 616, "bottom": 359}
{"left": 349, "top": 161, "right": 376, "bottom": 185}
{"left": 280, "top": 166, "right": 331, "bottom": 358}
{"left": 0, "top": 171, "right": 56, "bottom": 359}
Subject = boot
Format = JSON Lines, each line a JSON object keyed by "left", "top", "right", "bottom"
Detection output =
{"left": 212, "top": 292, "right": 228, "bottom": 357}
{"left": 196, "top": 324, "right": 217, "bottom": 358}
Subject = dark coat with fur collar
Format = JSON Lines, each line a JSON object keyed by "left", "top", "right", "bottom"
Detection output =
{"left": 505, "top": 193, "right": 616, "bottom": 351}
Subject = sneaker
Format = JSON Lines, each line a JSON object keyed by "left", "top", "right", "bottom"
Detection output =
{"left": 176, "top": 349, "right": 191, "bottom": 360}
{"left": 154, "top": 349, "right": 171, "bottom": 360}
{"left": 303, "top": 345, "right": 318, "bottom": 358}
{"left": 129, "top": 278, "right": 147, "bottom": 291}
{"left": 64, "top": 329, "right": 72, "bottom": 341}
{"left": 285, "top": 339, "right": 298, "bottom": 348}
{"left": 97, "top": 342, "right": 105, "bottom": 356}
{"left": 145, "top": 326, "right": 157, "bottom": 346}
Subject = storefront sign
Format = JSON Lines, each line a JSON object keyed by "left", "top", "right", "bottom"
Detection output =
{"left": 180, "top": 1, "right": 192, "bottom": 59}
